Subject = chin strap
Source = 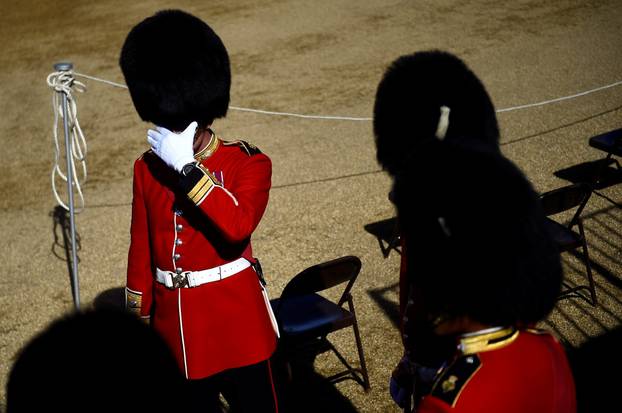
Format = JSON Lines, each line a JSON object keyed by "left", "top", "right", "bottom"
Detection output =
{"left": 435, "top": 106, "right": 451, "bottom": 140}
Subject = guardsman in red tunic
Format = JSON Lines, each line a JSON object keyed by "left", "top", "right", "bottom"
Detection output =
{"left": 372, "top": 51, "right": 503, "bottom": 409}
{"left": 120, "top": 10, "right": 278, "bottom": 412}
{"left": 391, "top": 141, "right": 577, "bottom": 412}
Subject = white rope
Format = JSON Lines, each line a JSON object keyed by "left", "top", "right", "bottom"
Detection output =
{"left": 47, "top": 71, "right": 88, "bottom": 212}
{"left": 73, "top": 72, "right": 372, "bottom": 121}
{"left": 74, "top": 71, "right": 127, "bottom": 89}
{"left": 73, "top": 71, "right": 622, "bottom": 120}
{"left": 495, "top": 80, "right": 622, "bottom": 113}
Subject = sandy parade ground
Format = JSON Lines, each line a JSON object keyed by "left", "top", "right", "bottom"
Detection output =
{"left": 1, "top": 0, "right": 621, "bottom": 411}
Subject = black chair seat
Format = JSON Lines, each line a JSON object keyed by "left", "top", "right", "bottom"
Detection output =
{"left": 588, "top": 128, "right": 622, "bottom": 157}
{"left": 544, "top": 218, "right": 582, "bottom": 251}
{"left": 271, "top": 295, "right": 353, "bottom": 336}
{"left": 271, "top": 256, "right": 370, "bottom": 390}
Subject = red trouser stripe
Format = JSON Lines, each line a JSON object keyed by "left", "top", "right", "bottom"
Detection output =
{"left": 268, "top": 359, "right": 279, "bottom": 413}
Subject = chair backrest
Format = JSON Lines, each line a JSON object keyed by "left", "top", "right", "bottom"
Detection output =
{"left": 590, "top": 127, "right": 622, "bottom": 155}
{"left": 539, "top": 183, "right": 591, "bottom": 225}
{"left": 280, "top": 256, "right": 362, "bottom": 305}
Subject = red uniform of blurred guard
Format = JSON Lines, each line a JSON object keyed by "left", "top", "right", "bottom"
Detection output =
{"left": 417, "top": 329, "right": 576, "bottom": 413}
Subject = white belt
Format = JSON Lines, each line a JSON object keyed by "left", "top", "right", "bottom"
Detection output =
{"left": 156, "top": 258, "right": 251, "bottom": 289}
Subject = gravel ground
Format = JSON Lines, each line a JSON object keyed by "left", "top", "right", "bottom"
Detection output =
{"left": 1, "top": 1, "right": 621, "bottom": 411}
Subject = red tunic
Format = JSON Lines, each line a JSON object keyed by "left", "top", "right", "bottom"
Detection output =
{"left": 126, "top": 137, "right": 277, "bottom": 379}
{"left": 418, "top": 329, "right": 577, "bottom": 413}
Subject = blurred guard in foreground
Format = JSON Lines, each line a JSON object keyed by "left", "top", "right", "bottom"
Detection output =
{"left": 392, "top": 140, "right": 577, "bottom": 412}
{"left": 120, "top": 10, "right": 279, "bottom": 412}
{"left": 373, "top": 50, "right": 502, "bottom": 409}
{"left": 7, "top": 309, "right": 183, "bottom": 413}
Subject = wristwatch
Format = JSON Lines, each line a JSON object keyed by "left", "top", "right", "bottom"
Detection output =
{"left": 181, "top": 162, "right": 197, "bottom": 176}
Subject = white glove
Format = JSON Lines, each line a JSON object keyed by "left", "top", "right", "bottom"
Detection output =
{"left": 147, "top": 121, "right": 197, "bottom": 173}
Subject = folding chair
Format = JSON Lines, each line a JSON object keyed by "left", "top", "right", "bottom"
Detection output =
{"left": 540, "top": 183, "right": 597, "bottom": 305}
{"left": 588, "top": 127, "right": 622, "bottom": 188}
{"left": 364, "top": 217, "right": 402, "bottom": 258}
{"left": 270, "top": 256, "right": 370, "bottom": 391}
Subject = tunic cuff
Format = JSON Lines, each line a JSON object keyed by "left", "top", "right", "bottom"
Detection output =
{"left": 180, "top": 163, "right": 220, "bottom": 205}
{"left": 125, "top": 287, "right": 143, "bottom": 317}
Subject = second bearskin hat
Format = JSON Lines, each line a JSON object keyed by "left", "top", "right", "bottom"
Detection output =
{"left": 374, "top": 50, "right": 500, "bottom": 176}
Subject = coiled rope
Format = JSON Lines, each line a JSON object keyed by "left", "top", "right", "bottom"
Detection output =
{"left": 47, "top": 70, "right": 88, "bottom": 212}
{"left": 73, "top": 71, "right": 622, "bottom": 120}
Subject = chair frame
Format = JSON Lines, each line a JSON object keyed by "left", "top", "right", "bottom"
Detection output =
{"left": 588, "top": 128, "right": 622, "bottom": 188}
{"left": 272, "top": 256, "right": 371, "bottom": 391}
{"left": 364, "top": 217, "right": 402, "bottom": 258}
{"left": 540, "top": 183, "right": 597, "bottom": 306}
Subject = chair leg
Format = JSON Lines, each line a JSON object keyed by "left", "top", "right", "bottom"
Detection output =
{"left": 351, "top": 317, "right": 371, "bottom": 391}
{"left": 593, "top": 153, "right": 622, "bottom": 188}
{"left": 348, "top": 298, "right": 370, "bottom": 391}
{"left": 578, "top": 224, "right": 597, "bottom": 306}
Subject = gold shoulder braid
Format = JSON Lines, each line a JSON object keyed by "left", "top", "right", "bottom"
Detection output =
{"left": 194, "top": 128, "right": 220, "bottom": 161}
{"left": 458, "top": 326, "right": 518, "bottom": 355}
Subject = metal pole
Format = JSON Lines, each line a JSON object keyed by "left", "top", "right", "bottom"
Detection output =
{"left": 54, "top": 62, "right": 81, "bottom": 310}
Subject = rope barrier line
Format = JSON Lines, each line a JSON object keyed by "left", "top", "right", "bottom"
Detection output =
{"left": 73, "top": 71, "right": 622, "bottom": 120}
{"left": 73, "top": 72, "right": 373, "bottom": 121}
{"left": 495, "top": 80, "right": 622, "bottom": 113}
{"left": 47, "top": 71, "right": 88, "bottom": 212}
{"left": 228, "top": 106, "right": 372, "bottom": 121}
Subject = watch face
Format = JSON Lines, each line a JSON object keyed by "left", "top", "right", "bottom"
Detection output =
{"left": 182, "top": 163, "right": 195, "bottom": 176}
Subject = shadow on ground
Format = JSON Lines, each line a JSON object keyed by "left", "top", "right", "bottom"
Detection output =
{"left": 50, "top": 205, "right": 82, "bottom": 305}
{"left": 93, "top": 287, "right": 126, "bottom": 310}
{"left": 367, "top": 282, "right": 400, "bottom": 330}
{"left": 272, "top": 350, "right": 360, "bottom": 413}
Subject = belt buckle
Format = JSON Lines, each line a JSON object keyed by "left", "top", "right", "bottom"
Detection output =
{"left": 171, "top": 272, "right": 189, "bottom": 289}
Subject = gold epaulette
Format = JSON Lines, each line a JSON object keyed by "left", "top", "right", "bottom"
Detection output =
{"left": 222, "top": 139, "right": 262, "bottom": 156}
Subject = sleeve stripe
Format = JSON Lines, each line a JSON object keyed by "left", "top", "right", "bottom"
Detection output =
{"left": 180, "top": 163, "right": 219, "bottom": 205}
{"left": 194, "top": 184, "right": 215, "bottom": 206}
{"left": 191, "top": 179, "right": 214, "bottom": 204}
{"left": 188, "top": 175, "right": 210, "bottom": 199}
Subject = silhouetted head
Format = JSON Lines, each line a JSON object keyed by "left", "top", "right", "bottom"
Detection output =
{"left": 120, "top": 9, "right": 230, "bottom": 130}
{"left": 7, "top": 309, "right": 183, "bottom": 413}
{"left": 374, "top": 50, "right": 499, "bottom": 176}
{"left": 393, "top": 142, "right": 561, "bottom": 328}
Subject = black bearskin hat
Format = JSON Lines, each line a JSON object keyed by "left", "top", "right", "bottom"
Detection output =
{"left": 393, "top": 142, "right": 562, "bottom": 327}
{"left": 120, "top": 9, "right": 231, "bottom": 131}
{"left": 374, "top": 50, "right": 499, "bottom": 176}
